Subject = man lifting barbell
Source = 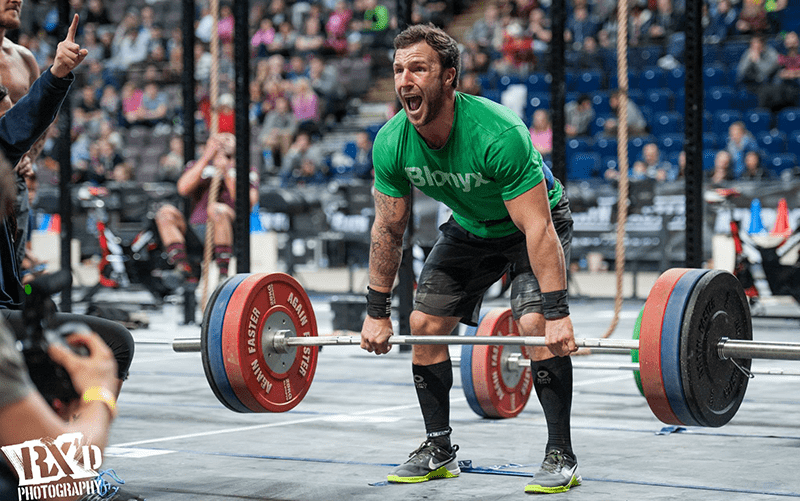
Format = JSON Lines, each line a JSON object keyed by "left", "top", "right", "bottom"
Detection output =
{"left": 359, "top": 24, "right": 579, "bottom": 494}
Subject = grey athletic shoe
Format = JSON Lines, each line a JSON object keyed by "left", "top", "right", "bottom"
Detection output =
{"left": 525, "top": 449, "right": 581, "bottom": 494}
{"left": 387, "top": 440, "right": 460, "bottom": 483}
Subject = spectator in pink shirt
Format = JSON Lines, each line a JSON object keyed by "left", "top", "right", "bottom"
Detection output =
{"left": 251, "top": 17, "right": 276, "bottom": 57}
{"left": 529, "top": 109, "right": 552, "bottom": 157}
{"left": 218, "top": 4, "right": 235, "bottom": 43}
{"left": 292, "top": 77, "right": 320, "bottom": 135}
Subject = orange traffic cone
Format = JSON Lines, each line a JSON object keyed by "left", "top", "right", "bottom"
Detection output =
{"left": 771, "top": 198, "right": 792, "bottom": 237}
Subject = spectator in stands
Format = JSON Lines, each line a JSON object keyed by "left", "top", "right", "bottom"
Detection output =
{"left": 325, "top": 0, "right": 353, "bottom": 55}
{"left": 259, "top": 95, "right": 298, "bottom": 170}
{"left": 529, "top": 109, "right": 552, "bottom": 157}
{"left": 741, "top": 150, "right": 768, "bottom": 180}
{"left": 295, "top": 16, "right": 326, "bottom": 57}
{"left": 761, "top": 31, "right": 800, "bottom": 112}
{"left": 646, "top": 0, "right": 684, "bottom": 45}
{"left": 564, "top": 94, "right": 595, "bottom": 138}
{"left": 120, "top": 81, "right": 143, "bottom": 127}
{"left": 280, "top": 130, "right": 325, "bottom": 183}
{"left": 86, "top": 0, "right": 112, "bottom": 26}
{"left": 640, "top": 142, "right": 676, "bottom": 181}
{"left": 597, "top": 5, "right": 618, "bottom": 49}
{"left": 526, "top": 8, "right": 552, "bottom": 53}
{"left": 309, "top": 55, "right": 347, "bottom": 124}
{"left": 458, "top": 71, "right": 482, "bottom": 96}
{"left": 725, "top": 121, "right": 759, "bottom": 178}
{"left": 736, "top": 0, "right": 770, "bottom": 35}
{"left": 286, "top": 55, "right": 309, "bottom": 81}
{"left": 109, "top": 9, "right": 150, "bottom": 71}
{"left": 499, "top": 21, "right": 535, "bottom": 74}
{"left": 467, "top": 3, "right": 501, "bottom": 52}
{"left": 128, "top": 81, "right": 169, "bottom": 129}
{"left": 736, "top": 34, "right": 780, "bottom": 102}
{"left": 252, "top": 17, "right": 277, "bottom": 58}
{"left": 270, "top": 20, "right": 298, "bottom": 56}
{"left": 628, "top": 2, "right": 652, "bottom": 47}
{"left": 77, "top": 84, "right": 103, "bottom": 124}
{"left": 194, "top": 41, "right": 213, "bottom": 83}
{"left": 706, "top": 0, "right": 738, "bottom": 43}
{"left": 565, "top": 4, "right": 598, "bottom": 51}
{"left": 352, "top": 130, "right": 374, "bottom": 179}
{"left": 710, "top": 150, "right": 734, "bottom": 185}
{"left": 571, "top": 35, "right": 603, "bottom": 70}
{"left": 155, "top": 132, "right": 259, "bottom": 285}
{"left": 605, "top": 90, "right": 647, "bottom": 137}
{"left": 99, "top": 84, "right": 120, "bottom": 124}
{"left": 292, "top": 77, "right": 321, "bottom": 135}
{"left": 218, "top": 3, "right": 235, "bottom": 44}
{"left": 159, "top": 135, "right": 185, "bottom": 183}
{"left": 98, "top": 119, "right": 123, "bottom": 152}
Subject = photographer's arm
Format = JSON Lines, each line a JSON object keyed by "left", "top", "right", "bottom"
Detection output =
{"left": 0, "top": 332, "right": 118, "bottom": 450}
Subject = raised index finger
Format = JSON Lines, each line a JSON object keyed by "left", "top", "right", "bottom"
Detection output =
{"left": 66, "top": 13, "right": 79, "bottom": 42}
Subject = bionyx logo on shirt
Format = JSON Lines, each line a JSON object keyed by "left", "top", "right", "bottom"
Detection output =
{"left": 1, "top": 432, "right": 103, "bottom": 500}
{"left": 405, "top": 166, "right": 491, "bottom": 193}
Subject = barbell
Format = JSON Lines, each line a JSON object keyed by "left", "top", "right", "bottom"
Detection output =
{"left": 171, "top": 269, "right": 800, "bottom": 427}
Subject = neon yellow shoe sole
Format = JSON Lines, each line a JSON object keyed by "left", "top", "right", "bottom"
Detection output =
{"left": 524, "top": 475, "right": 581, "bottom": 494}
{"left": 387, "top": 466, "right": 460, "bottom": 483}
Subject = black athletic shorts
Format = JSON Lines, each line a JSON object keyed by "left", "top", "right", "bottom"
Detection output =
{"left": 414, "top": 195, "right": 573, "bottom": 326}
{"left": 1, "top": 310, "right": 135, "bottom": 381}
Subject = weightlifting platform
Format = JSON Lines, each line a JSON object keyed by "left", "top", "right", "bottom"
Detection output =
{"left": 98, "top": 291, "right": 800, "bottom": 500}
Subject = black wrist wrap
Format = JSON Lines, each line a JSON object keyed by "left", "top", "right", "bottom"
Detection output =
{"left": 541, "top": 289, "right": 570, "bottom": 320}
{"left": 366, "top": 287, "right": 392, "bottom": 318}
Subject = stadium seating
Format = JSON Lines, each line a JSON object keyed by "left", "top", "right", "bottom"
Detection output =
{"left": 712, "top": 110, "right": 743, "bottom": 137}
{"left": 766, "top": 153, "right": 798, "bottom": 176}
{"left": 650, "top": 112, "right": 683, "bottom": 136}
{"left": 745, "top": 110, "right": 773, "bottom": 135}
{"left": 757, "top": 131, "right": 786, "bottom": 154}
{"left": 568, "top": 152, "right": 601, "bottom": 180}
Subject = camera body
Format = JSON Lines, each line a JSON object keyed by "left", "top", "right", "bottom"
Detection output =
{"left": 15, "top": 271, "right": 88, "bottom": 407}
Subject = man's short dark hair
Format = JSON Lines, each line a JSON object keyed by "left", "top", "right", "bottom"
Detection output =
{"left": 577, "top": 94, "right": 591, "bottom": 105}
{"left": 394, "top": 23, "right": 461, "bottom": 88}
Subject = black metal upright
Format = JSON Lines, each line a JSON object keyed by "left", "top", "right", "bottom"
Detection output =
{"left": 233, "top": 0, "right": 251, "bottom": 273}
{"left": 57, "top": 0, "right": 72, "bottom": 311}
{"left": 181, "top": 0, "right": 197, "bottom": 323}
{"left": 549, "top": 0, "right": 567, "bottom": 183}
{"left": 684, "top": 0, "right": 704, "bottom": 268}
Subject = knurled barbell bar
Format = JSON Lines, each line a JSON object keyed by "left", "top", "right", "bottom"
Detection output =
{"left": 171, "top": 269, "right": 800, "bottom": 427}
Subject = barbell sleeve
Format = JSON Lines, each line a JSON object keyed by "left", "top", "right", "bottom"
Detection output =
{"left": 717, "top": 338, "right": 800, "bottom": 361}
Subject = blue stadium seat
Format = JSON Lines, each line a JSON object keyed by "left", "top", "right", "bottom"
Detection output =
{"left": 601, "top": 156, "right": 618, "bottom": 173}
{"left": 629, "top": 46, "right": 662, "bottom": 70}
{"left": 591, "top": 90, "right": 611, "bottom": 115}
{"left": 703, "top": 44, "right": 720, "bottom": 65}
{"left": 746, "top": 110, "right": 772, "bottom": 136}
{"left": 483, "top": 89, "right": 502, "bottom": 103}
{"left": 627, "top": 89, "right": 646, "bottom": 107}
{"left": 575, "top": 71, "right": 602, "bottom": 93}
{"left": 703, "top": 133, "right": 719, "bottom": 150}
{"left": 568, "top": 153, "right": 602, "bottom": 180}
{"left": 498, "top": 74, "right": 523, "bottom": 91}
{"left": 528, "top": 92, "right": 550, "bottom": 111}
{"left": 673, "top": 88, "right": 685, "bottom": 113}
{"left": 639, "top": 67, "right": 667, "bottom": 91}
{"left": 703, "top": 149, "right": 718, "bottom": 171}
{"left": 366, "top": 123, "right": 384, "bottom": 141}
{"left": 628, "top": 135, "right": 656, "bottom": 161}
{"left": 787, "top": 131, "right": 800, "bottom": 158}
{"left": 566, "top": 138, "right": 592, "bottom": 162}
{"left": 343, "top": 142, "right": 358, "bottom": 159}
{"left": 720, "top": 42, "right": 748, "bottom": 67}
{"left": 706, "top": 86, "right": 735, "bottom": 113}
{"left": 758, "top": 132, "right": 786, "bottom": 154}
{"left": 777, "top": 108, "right": 800, "bottom": 133}
{"left": 595, "top": 136, "right": 617, "bottom": 158}
{"left": 666, "top": 67, "right": 685, "bottom": 90}
{"left": 712, "top": 110, "right": 743, "bottom": 137}
{"left": 659, "top": 133, "right": 684, "bottom": 153}
{"left": 703, "top": 64, "right": 727, "bottom": 88}
{"left": 734, "top": 89, "right": 759, "bottom": 112}
{"left": 783, "top": 5, "right": 800, "bottom": 32}
{"left": 650, "top": 112, "right": 683, "bottom": 136}
{"left": 476, "top": 73, "right": 497, "bottom": 91}
{"left": 646, "top": 88, "right": 674, "bottom": 114}
{"left": 590, "top": 116, "right": 610, "bottom": 136}
{"left": 766, "top": 153, "right": 798, "bottom": 175}
{"left": 526, "top": 73, "right": 551, "bottom": 94}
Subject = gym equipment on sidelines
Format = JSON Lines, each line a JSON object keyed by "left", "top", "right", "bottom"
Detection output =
{"left": 173, "top": 269, "right": 800, "bottom": 427}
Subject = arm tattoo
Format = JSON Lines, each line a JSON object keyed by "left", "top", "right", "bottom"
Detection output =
{"left": 369, "top": 191, "right": 411, "bottom": 290}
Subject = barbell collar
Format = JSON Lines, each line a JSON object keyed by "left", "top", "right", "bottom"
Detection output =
{"left": 718, "top": 338, "right": 800, "bottom": 361}
{"left": 173, "top": 338, "right": 202, "bottom": 352}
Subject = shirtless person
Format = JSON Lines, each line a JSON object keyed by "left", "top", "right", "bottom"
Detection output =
{"left": 0, "top": 0, "right": 51, "bottom": 268}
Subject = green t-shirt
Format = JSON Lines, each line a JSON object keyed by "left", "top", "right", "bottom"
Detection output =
{"left": 373, "top": 92, "right": 562, "bottom": 238}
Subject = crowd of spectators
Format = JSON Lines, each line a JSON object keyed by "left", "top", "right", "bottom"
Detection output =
{"left": 459, "top": 0, "right": 800, "bottom": 184}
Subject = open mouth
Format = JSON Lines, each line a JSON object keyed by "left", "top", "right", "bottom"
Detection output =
{"left": 405, "top": 96, "right": 422, "bottom": 112}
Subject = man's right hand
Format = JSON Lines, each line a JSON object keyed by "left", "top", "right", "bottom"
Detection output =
{"left": 360, "top": 316, "right": 394, "bottom": 355}
{"left": 48, "top": 332, "right": 118, "bottom": 398}
{"left": 51, "top": 14, "right": 88, "bottom": 79}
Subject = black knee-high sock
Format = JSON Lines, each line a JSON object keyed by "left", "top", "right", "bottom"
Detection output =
{"left": 413, "top": 359, "right": 453, "bottom": 451}
{"left": 532, "top": 356, "right": 574, "bottom": 458}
